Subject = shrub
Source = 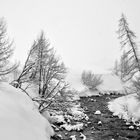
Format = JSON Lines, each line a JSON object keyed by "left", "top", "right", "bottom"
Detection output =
{"left": 81, "top": 71, "right": 103, "bottom": 90}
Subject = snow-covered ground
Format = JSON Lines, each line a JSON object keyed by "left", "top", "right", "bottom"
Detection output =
{"left": 0, "top": 82, "right": 54, "bottom": 140}
{"left": 66, "top": 69, "right": 85, "bottom": 92}
{"left": 108, "top": 93, "right": 140, "bottom": 125}
{"left": 66, "top": 69, "right": 125, "bottom": 97}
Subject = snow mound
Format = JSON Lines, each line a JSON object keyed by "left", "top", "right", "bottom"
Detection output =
{"left": 51, "top": 114, "right": 66, "bottom": 124}
{"left": 108, "top": 94, "right": 140, "bottom": 124}
{"left": 69, "top": 105, "right": 89, "bottom": 121}
{"left": 0, "top": 82, "right": 54, "bottom": 140}
{"left": 98, "top": 121, "right": 102, "bottom": 125}
{"left": 129, "top": 126, "right": 134, "bottom": 129}
{"left": 94, "top": 110, "right": 101, "bottom": 115}
{"left": 60, "top": 123, "right": 83, "bottom": 131}
{"left": 70, "top": 135, "right": 76, "bottom": 140}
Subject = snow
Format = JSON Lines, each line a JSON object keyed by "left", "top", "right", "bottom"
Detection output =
{"left": 21, "top": 83, "right": 39, "bottom": 98}
{"left": 57, "top": 134, "right": 63, "bottom": 139}
{"left": 60, "top": 123, "right": 83, "bottom": 131}
{"left": 70, "top": 135, "right": 76, "bottom": 140}
{"left": 66, "top": 70, "right": 125, "bottom": 97}
{"left": 98, "top": 121, "right": 102, "bottom": 125}
{"left": 42, "top": 111, "right": 52, "bottom": 122}
{"left": 51, "top": 114, "right": 66, "bottom": 124}
{"left": 108, "top": 93, "right": 140, "bottom": 124}
{"left": 49, "top": 102, "right": 88, "bottom": 133}
{"left": 69, "top": 105, "right": 89, "bottom": 121}
{"left": 80, "top": 132, "right": 86, "bottom": 140}
{"left": 0, "top": 82, "right": 54, "bottom": 140}
{"left": 129, "top": 126, "right": 134, "bottom": 129}
{"left": 70, "top": 106, "right": 84, "bottom": 115}
{"left": 126, "top": 122, "right": 130, "bottom": 125}
{"left": 97, "top": 74, "right": 124, "bottom": 94}
{"left": 94, "top": 110, "right": 101, "bottom": 115}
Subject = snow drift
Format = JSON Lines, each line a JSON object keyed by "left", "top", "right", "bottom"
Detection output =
{"left": 108, "top": 93, "right": 140, "bottom": 124}
{"left": 0, "top": 82, "right": 54, "bottom": 140}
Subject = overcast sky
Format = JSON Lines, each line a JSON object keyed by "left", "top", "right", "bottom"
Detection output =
{"left": 0, "top": 0, "right": 140, "bottom": 73}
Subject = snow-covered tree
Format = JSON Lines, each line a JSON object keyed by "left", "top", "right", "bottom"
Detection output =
{"left": 113, "top": 51, "right": 130, "bottom": 81}
{"left": 29, "top": 32, "right": 67, "bottom": 97}
{"left": 117, "top": 14, "right": 140, "bottom": 81}
{"left": 13, "top": 31, "right": 67, "bottom": 111}
{"left": 0, "top": 18, "right": 17, "bottom": 78}
{"left": 81, "top": 70, "right": 102, "bottom": 90}
{"left": 119, "top": 51, "right": 130, "bottom": 81}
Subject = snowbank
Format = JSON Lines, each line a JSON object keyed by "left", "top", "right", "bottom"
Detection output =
{"left": 108, "top": 93, "right": 140, "bottom": 124}
{"left": 0, "top": 82, "right": 54, "bottom": 140}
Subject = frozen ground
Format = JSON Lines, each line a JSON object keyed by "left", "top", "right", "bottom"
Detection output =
{"left": 0, "top": 82, "right": 54, "bottom": 140}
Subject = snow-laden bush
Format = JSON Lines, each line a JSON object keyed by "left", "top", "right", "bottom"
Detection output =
{"left": 81, "top": 70, "right": 103, "bottom": 90}
{"left": 108, "top": 93, "right": 140, "bottom": 125}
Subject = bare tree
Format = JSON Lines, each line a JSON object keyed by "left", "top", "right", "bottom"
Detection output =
{"left": 81, "top": 70, "right": 103, "bottom": 90}
{"left": 0, "top": 18, "right": 17, "bottom": 78}
{"left": 117, "top": 14, "right": 140, "bottom": 81}
{"left": 29, "top": 32, "right": 67, "bottom": 98}
{"left": 32, "top": 32, "right": 67, "bottom": 112}
{"left": 12, "top": 31, "right": 67, "bottom": 111}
